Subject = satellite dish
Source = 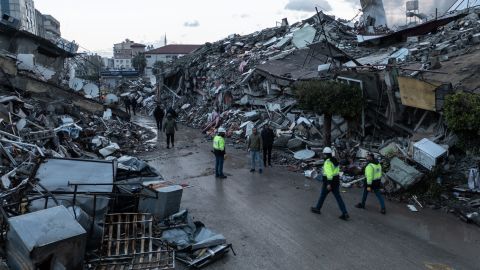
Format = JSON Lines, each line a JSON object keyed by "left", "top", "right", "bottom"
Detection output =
{"left": 69, "top": 78, "right": 84, "bottom": 91}
{"left": 104, "top": 94, "right": 119, "bottom": 105}
{"left": 83, "top": 83, "right": 99, "bottom": 97}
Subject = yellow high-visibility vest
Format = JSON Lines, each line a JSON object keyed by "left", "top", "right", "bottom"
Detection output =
{"left": 323, "top": 159, "right": 340, "bottom": 181}
{"left": 213, "top": 135, "right": 225, "bottom": 151}
{"left": 365, "top": 163, "right": 382, "bottom": 185}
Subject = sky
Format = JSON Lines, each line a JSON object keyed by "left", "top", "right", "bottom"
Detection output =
{"left": 34, "top": 0, "right": 458, "bottom": 56}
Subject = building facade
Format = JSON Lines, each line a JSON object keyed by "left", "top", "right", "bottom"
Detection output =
{"left": 35, "top": 10, "right": 61, "bottom": 42}
{"left": 145, "top": 44, "right": 201, "bottom": 76}
{"left": 0, "top": 0, "right": 37, "bottom": 34}
{"left": 113, "top": 39, "right": 146, "bottom": 70}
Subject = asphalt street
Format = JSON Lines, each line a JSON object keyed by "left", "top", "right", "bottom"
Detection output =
{"left": 136, "top": 117, "right": 480, "bottom": 270}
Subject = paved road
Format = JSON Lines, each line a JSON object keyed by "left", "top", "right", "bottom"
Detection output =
{"left": 138, "top": 118, "right": 480, "bottom": 270}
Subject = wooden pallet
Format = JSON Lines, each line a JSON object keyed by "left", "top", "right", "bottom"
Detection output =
{"left": 94, "top": 213, "right": 174, "bottom": 270}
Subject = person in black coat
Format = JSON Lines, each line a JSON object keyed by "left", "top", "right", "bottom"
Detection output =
{"left": 261, "top": 124, "right": 276, "bottom": 167}
{"left": 123, "top": 97, "right": 131, "bottom": 115}
{"left": 153, "top": 104, "right": 165, "bottom": 130}
{"left": 166, "top": 106, "right": 177, "bottom": 119}
{"left": 130, "top": 96, "right": 137, "bottom": 116}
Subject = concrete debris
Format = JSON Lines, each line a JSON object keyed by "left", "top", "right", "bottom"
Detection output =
{"left": 1, "top": 3, "right": 480, "bottom": 269}
{"left": 386, "top": 157, "right": 424, "bottom": 189}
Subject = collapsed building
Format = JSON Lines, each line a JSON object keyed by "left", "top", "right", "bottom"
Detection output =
{"left": 160, "top": 3, "right": 480, "bottom": 226}
{"left": 0, "top": 13, "right": 232, "bottom": 270}
{"left": 0, "top": 1, "right": 480, "bottom": 269}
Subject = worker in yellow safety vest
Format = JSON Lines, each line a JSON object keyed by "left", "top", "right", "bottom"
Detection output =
{"left": 356, "top": 153, "right": 386, "bottom": 214}
{"left": 213, "top": 127, "right": 227, "bottom": 179}
{"left": 311, "top": 147, "right": 349, "bottom": 221}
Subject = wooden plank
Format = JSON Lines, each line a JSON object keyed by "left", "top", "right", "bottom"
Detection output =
{"left": 398, "top": 76, "right": 441, "bottom": 111}
{"left": 125, "top": 214, "right": 130, "bottom": 255}
{"left": 116, "top": 214, "right": 121, "bottom": 255}
{"left": 107, "top": 215, "right": 113, "bottom": 256}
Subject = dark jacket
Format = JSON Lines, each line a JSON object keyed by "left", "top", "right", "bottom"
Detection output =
{"left": 163, "top": 118, "right": 177, "bottom": 134}
{"left": 261, "top": 127, "right": 275, "bottom": 147}
{"left": 154, "top": 106, "right": 164, "bottom": 120}
{"left": 248, "top": 134, "right": 263, "bottom": 151}
{"left": 167, "top": 108, "right": 177, "bottom": 118}
{"left": 130, "top": 98, "right": 137, "bottom": 108}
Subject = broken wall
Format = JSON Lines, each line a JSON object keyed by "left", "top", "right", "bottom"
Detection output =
{"left": 0, "top": 31, "right": 66, "bottom": 82}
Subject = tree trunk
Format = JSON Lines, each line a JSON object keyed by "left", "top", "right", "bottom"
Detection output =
{"left": 324, "top": 113, "right": 332, "bottom": 147}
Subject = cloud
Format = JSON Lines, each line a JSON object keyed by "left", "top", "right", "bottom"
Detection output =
{"left": 285, "top": 0, "right": 332, "bottom": 12}
{"left": 183, "top": 20, "right": 200, "bottom": 27}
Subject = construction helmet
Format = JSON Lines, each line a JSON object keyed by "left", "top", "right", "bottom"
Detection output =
{"left": 218, "top": 127, "right": 226, "bottom": 133}
{"left": 323, "top": 147, "right": 333, "bottom": 154}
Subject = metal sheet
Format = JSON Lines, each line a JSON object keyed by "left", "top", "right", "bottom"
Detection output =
{"left": 32, "top": 158, "right": 116, "bottom": 220}
{"left": 8, "top": 206, "right": 86, "bottom": 252}
{"left": 414, "top": 138, "right": 447, "bottom": 159}
{"left": 35, "top": 158, "right": 115, "bottom": 193}
{"left": 7, "top": 206, "right": 87, "bottom": 270}
{"left": 413, "top": 138, "right": 447, "bottom": 170}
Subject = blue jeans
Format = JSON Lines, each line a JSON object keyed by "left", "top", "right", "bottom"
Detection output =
{"left": 315, "top": 182, "right": 348, "bottom": 215}
{"left": 250, "top": 151, "right": 263, "bottom": 170}
{"left": 361, "top": 187, "right": 386, "bottom": 209}
{"left": 215, "top": 155, "right": 224, "bottom": 177}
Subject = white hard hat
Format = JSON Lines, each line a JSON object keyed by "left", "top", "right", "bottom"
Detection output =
{"left": 218, "top": 127, "right": 226, "bottom": 133}
{"left": 323, "top": 147, "right": 333, "bottom": 154}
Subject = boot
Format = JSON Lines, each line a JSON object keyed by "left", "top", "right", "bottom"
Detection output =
{"left": 355, "top": 203, "right": 365, "bottom": 209}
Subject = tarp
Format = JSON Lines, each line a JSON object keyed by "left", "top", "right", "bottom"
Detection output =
{"left": 161, "top": 211, "right": 226, "bottom": 251}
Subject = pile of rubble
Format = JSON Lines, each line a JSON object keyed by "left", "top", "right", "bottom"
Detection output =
{"left": 158, "top": 6, "right": 480, "bottom": 228}
{"left": 0, "top": 76, "right": 232, "bottom": 268}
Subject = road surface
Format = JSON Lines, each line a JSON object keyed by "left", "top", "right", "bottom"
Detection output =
{"left": 136, "top": 116, "right": 480, "bottom": 270}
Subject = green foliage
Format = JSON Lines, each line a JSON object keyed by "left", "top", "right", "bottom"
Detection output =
{"left": 445, "top": 92, "right": 480, "bottom": 132}
{"left": 444, "top": 92, "right": 480, "bottom": 151}
{"left": 153, "top": 61, "right": 165, "bottom": 75}
{"left": 132, "top": 54, "right": 147, "bottom": 73}
{"left": 294, "top": 80, "right": 364, "bottom": 119}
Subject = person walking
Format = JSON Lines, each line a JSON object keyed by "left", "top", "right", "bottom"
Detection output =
{"left": 167, "top": 106, "right": 177, "bottom": 119}
{"left": 213, "top": 127, "right": 227, "bottom": 179}
{"left": 163, "top": 113, "right": 178, "bottom": 149}
{"left": 130, "top": 96, "right": 137, "bottom": 116}
{"left": 311, "top": 147, "right": 349, "bottom": 221}
{"left": 247, "top": 128, "right": 263, "bottom": 174}
{"left": 124, "top": 97, "right": 131, "bottom": 115}
{"left": 153, "top": 104, "right": 165, "bottom": 131}
{"left": 355, "top": 153, "right": 386, "bottom": 214}
{"left": 261, "top": 124, "right": 275, "bottom": 167}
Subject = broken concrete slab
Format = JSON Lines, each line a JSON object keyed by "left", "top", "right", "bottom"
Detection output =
{"left": 292, "top": 24, "right": 316, "bottom": 49}
{"left": 386, "top": 157, "right": 424, "bottom": 189}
